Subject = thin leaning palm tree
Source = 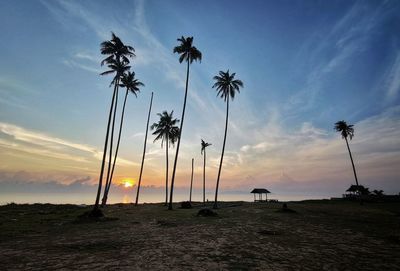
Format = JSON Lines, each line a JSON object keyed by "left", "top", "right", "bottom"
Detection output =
{"left": 169, "top": 36, "right": 202, "bottom": 210}
{"left": 93, "top": 33, "right": 134, "bottom": 213}
{"left": 151, "top": 111, "right": 180, "bottom": 205}
{"left": 201, "top": 139, "right": 212, "bottom": 205}
{"left": 101, "top": 71, "right": 144, "bottom": 206}
{"left": 212, "top": 70, "right": 243, "bottom": 209}
{"left": 135, "top": 92, "right": 154, "bottom": 205}
{"left": 334, "top": 120, "right": 359, "bottom": 187}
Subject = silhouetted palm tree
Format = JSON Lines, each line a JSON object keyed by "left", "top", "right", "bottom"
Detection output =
{"left": 212, "top": 70, "right": 243, "bottom": 209}
{"left": 99, "top": 58, "right": 130, "bottom": 207}
{"left": 93, "top": 33, "right": 134, "bottom": 212}
{"left": 201, "top": 139, "right": 212, "bottom": 205}
{"left": 135, "top": 92, "right": 154, "bottom": 206}
{"left": 335, "top": 120, "right": 359, "bottom": 187}
{"left": 101, "top": 71, "right": 144, "bottom": 206}
{"left": 189, "top": 158, "right": 194, "bottom": 203}
{"left": 169, "top": 36, "right": 202, "bottom": 210}
{"left": 100, "top": 32, "right": 135, "bottom": 66}
{"left": 151, "top": 111, "right": 180, "bottom": 205}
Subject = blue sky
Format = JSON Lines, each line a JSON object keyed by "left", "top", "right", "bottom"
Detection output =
{"left": 0, "top": 0, "right": 399, "bottom": 200}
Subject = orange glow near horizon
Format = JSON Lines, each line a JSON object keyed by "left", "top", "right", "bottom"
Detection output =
{"left": 121, "top": 178, "right": 135, "bottom": 188}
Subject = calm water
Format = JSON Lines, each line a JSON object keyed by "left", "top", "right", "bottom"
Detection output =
{"left": 0, "top": 191, "right": 330, "bottom": 205}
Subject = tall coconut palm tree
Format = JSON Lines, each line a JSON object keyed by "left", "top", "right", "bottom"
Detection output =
{"left": 99, "top": 58, "right": 130, "bottom": 206}
{"left": 334, "top": 120, "right": 359, "bottom": 187}
{"left": 151, "top": 111, "right": 180, "bottom": 205}
{"left": 212, "top": 70, "right": 243, "bottom": 209}
{"left": 201, "top": 139, "right": 212, "bottom": 205}
{"left": 101, "top": 71, "right": 144, "bottom": 206}
{"left": 93, "top": 33, "right": 134, "bottom": 212}
{"left": 169, "top": 36, "right": 202, "bottom": 210}
{"left": 135, "top": 92, "right": 154, "bottom": 206}
{"left": 189, "top": 158, "right": 194, "bottom": 203}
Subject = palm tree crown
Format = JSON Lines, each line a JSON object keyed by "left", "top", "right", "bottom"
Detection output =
{"left": 119, "top": 71, "right": 144, "bottom": 97}
{"left": 100, "top": 32, "right": 135, "bottom": 65}
{"left": 151, "top": 111, "right": 180, "bottom": 147}
{"left": 201, "top": 139, "right": 212, "bottom": 154}
{"left": 173, "top": 36, "right": 202, "bottom": 63}
{"left": 334, "top": 120, "right": 354, "bottom": 140}
{"left": 212, "top": 70, "right": 244, "bottom": 101}
{"left": 100, "top": 58, "right": 131, "bottom": 86}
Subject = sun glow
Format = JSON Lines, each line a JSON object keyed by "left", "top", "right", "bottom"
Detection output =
{"left": 122, "top": 178, "right": 135, "bottom": 188}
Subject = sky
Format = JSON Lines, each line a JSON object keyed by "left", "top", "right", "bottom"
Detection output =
{"left": 0, "top": 0, "right": 399, "bottom": 203}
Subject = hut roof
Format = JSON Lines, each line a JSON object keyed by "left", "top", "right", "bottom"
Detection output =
{"left": 250, "top": 188, "right": 270, "bottom": 194}
{"left": 346, "top": 185, "right": 365, "bottom": 192}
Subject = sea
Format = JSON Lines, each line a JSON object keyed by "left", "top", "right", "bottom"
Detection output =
{"left": 0, "top": 191, "right": 331, "bottom": 205}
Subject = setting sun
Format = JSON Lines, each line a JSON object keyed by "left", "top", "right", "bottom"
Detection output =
{"left": 122, "top": 178, "right": 135, "bottom": 188}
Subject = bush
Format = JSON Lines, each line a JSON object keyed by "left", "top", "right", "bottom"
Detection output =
{"left": 197, "top": 208, "right": 218, "bottom": 217}
{"left": 180, "top": 201, "right": 192, "bottom": 209}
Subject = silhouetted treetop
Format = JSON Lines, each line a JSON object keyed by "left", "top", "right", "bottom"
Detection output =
{"left": 101, "top": 32, "right": 135, "bottom": 66}
{"left": 334, "top": 120, "right": 354, "bottom": 140}
{"left": 151, "top": 111, "right": 180, "bottom": 148}
{"left": 173, "top": 36, "right": 202, "bottom": 63}
{"left": 212, "top": 70, "right": 244, "bottom": 101}
{"left": 119, "top": 71, "right": 144, "bottom": 97}
{"left": 201, "top": 139, "right": 211, "bottom": 154}
{"left": 100, "top": 58, "right": 131, "bottom": 86}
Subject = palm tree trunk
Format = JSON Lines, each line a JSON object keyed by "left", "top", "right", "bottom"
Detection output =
{"left": 345, "top": 137, "right": 359, "bottom": 187}
{"left": 103, "top": 80, "right": 119, "bottom": 206}
{"left": 101, "top": 89, "right": 129, "bottom": 206}
{"left": 135, "top": 92, "right": 154, "bottom": 205}
{"left": 203, "top": 151, "right": 206, "bottom": 205}
{"left": 93, "top": 83, "right": 118, "bottom": 210}
{"left": 169, "top": 60, "right": 190, "bottom": 210}
{"left": 165, "top": 134, "right": 169, "bottom": 206}
{"left": 190, "top": 158, "right": 194, "bottom": 203}
{"left": 214, "top": 98, "right": 229, "bottom": 209}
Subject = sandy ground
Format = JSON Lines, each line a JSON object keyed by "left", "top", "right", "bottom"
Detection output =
{"left": 0, "top": 201, "right": 399, "bottom": 270}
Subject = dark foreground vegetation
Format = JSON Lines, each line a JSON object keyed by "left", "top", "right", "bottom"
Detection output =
{"left": 0, "top": 201, "right": 399, "bottom": 270}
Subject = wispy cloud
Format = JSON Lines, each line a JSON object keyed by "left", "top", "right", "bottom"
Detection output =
{"left": 286, "top": 1, "right": 389, "bottom": 114}
{"left": 62, "top": 59, "right": 101, "bottom": 74}
{"left": 385, "top": 51, "right": 400, "bottom": 101}
{"left": 0, "top": 77, "right": 39, "bottom": 109}
{"left": 0, "top": 122, "right": 136, "bottom": 167}
{"left": 221, "top": 106, "right": 400, "bottom": 193}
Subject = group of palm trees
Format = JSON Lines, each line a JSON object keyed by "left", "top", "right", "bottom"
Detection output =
{"left": 91, "top": 33, "right": 361, "bottom": 215}
{"left": 93, "top": 33, "right": 144, "bottom": 213}
{"left": 92, "top": 33, "right": 243, "bottom": 214}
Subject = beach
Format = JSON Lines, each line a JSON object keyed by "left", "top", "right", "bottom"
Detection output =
{"left": 0, "top": 200, "right": 399, "bottom": 270}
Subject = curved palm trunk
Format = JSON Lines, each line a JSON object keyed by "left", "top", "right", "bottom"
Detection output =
{"left": 165, "top": 134, "right": 169, "bottom": 205}
{"left": 214, "top": 98, "right": 229, "bottom": 209}
{"left": 345, "top": 137, "right": 359, "bottom": 187}
{"left": 93, "top": 83, "right": 118, "bottom": 210}
{"left": 203, "top": 151, "right": 206, "bottom": 205}
{"left": 103, "top": 79, "right": 119, "bottom": 207}
{"left": 101, "top": 89, "right": 129, "bottom": 206}
{"left": 135, "top": 92, "right": 154, "bottom": 205}
{"left": 169, "top": 60, "right": 190, "bottom": 210}
{"left": 189, "top": 158, "right": 194, "bottom": 203}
